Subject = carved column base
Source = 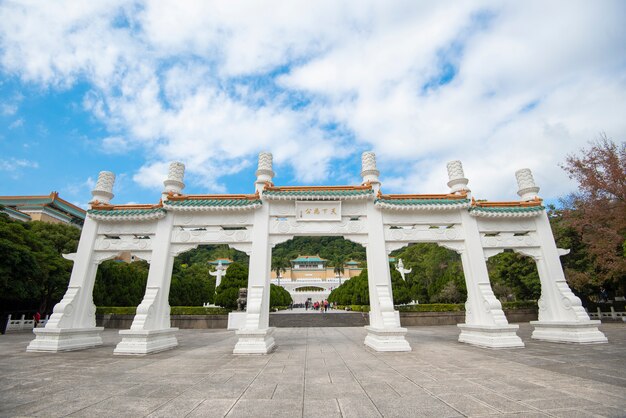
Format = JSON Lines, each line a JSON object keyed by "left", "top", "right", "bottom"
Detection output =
{"left": 227, "top": 312, "right": 247, "bottom": 330}
{"left": 458, "top": 324, "right": 524, "bottom": 349}
{"left": 26, "top": 327, "right": 104, "bottom": 352}
{"left": 364, "top": 326, "right": 412, "bottom": 352}
{"left": 530, "top": 321, "right": 607, "bottom": 344}
{"left": 233, "top": 327, "right": 276, "bottom": 354}
{"left": 114, "top": 328, "right": 179, "bottom": 355}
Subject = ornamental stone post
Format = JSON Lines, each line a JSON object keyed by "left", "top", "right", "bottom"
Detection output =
{"left": 361, "top": 151, "right": 381, "bottom": 193}
{"left": 163, "top": 162, "right": 185, "bottom": 196}
{"left": 446, "top": 160, "right": 470, "bottom": 195}
{"left": 27, "top": 171, "right": 118, "bottom": 352}
{"left": 515, "top": 168, "right": 540, "bottom": 201}
{"left": 255, "top": 152, "right": 275, "bottom": 194}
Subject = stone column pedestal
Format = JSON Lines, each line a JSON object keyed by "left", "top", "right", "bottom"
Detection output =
{"left": 530, "top": 321, "right": 607, "bottom": 344}
{"left": 114, "top": 328, "right": 179, "bottom": 355}
{"left": 458, "top": 324, "right": 524, "bottom": 349}
{"left": 26, "top": 327, "right": 104, "bottom": 352}
{"left": 233, "top": 327, "right": 276, "bottom": 354}
{"left": 364, "top": 326, "right": 411, "bottom": 352}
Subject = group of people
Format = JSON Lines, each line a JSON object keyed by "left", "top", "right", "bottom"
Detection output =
{"left": 305, "top": 299, "right": 332, "bottom": 312}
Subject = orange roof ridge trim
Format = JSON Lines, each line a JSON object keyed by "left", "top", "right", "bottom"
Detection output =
{"left": 378, "top": 191, "right": 468, "bottom": 200}
{"left": 91, "top": 202, "right": 164, "bottom": 210}
{"left": 264, "top": 184, "right": 372, "bottom": 192}
{"left": 167, "top": 192, "right": 260, "bottom": 201}
{"left": 472, "top": 197, "right": 543, "bottom": 208}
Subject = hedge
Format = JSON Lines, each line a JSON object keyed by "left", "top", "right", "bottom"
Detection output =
{"left": 96, "top": 306, "right": 231, "bottom": 315}
{"left": 397, "top": 303, "right": 464, "bottom": 312}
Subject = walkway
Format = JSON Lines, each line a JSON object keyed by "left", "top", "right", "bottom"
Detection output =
{"left": 1, "top": 324, "right": 625, "bottom": 417}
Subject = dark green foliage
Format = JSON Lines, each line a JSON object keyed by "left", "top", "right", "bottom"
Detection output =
{"left": 390, "top": 243, "right": 466, "bottom": 304}
{"left": 270, "top": 283, "right": 292, "bottom": 307}
{"left": 390, "top": 268, "right": 412, "bottom": 305}
{"left": 271, "top": 236, "right": 366, "bottom": 263}
{"left": 396, "top": 303, "right": 465, "bottom": 312}
{"left": 94, "top": 260, "right": 149, "bottom": 306}
{"left": 214, "top": 262, "right": 249, "bottom": 309}
{"left": 169, "top": 262, "right": 213, "bottom": 306}
{"left": 328, "top": 269, "right": 370, "bottom": 305}
{"left": 0, "top": 215, "right": 79, "bottom": 312}
{"left": 486, "top": 251, "right": 541, "bottom": 301}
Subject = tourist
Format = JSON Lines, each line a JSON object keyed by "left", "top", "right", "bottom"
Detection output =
{"left": 324, "top": 300, "right": 329, "bottom": 312}
{"left": 305, "top": 300, "right": 309, "bottom": 311}
{"left": 33, "top": 311, "right": 41, "bottom": 328}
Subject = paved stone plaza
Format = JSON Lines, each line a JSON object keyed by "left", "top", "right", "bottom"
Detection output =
{"left": 1, "top": 324, "right": 625, "bottom": 417}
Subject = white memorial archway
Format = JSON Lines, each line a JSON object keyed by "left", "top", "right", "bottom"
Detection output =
{"left": 27, "top": 152, "right": 607, "bottom": 355}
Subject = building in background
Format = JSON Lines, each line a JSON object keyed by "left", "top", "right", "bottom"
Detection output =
{"left": 0, "top": 192, "right": 85, "bottom": 227}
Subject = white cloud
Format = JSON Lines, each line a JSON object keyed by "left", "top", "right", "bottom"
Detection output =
{"left": 8, "top": 118, "right": 24, "bottom": 129}
{"left": 0, "top": 1, "right": 624, "bottom": 199}
{"left": 0, "top": 157, "right": 38, "bottom": 171}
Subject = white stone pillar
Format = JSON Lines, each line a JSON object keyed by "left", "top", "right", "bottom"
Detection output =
{"left": 362, "top": 153, "right": 410, "bottom": 351}
{"left": 527, "top": 212, "right": 607, "bottom": 343}
{"left": 233, "top": 201, "right": 275, "bottom": 354}
{"left": 26, "top": 171, "right": 117, "bottom": 352}
{"left": 114, "top": 171, "right": 182, "bottom": 355}
{"left": 455, "top": 212, "right": 524, "bottom": 348}
{"left": 255, "top": 152, "right": 275, "bottom": 194}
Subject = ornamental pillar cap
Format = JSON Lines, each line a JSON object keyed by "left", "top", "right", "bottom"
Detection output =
{"left": 90, "top": 171, "right": 115, "bottom": 205}
{"left": 255, "top": 152, "right": 274, "bottom": 191}
{"left": 515, "top": 168, "right": 540, "bottom": 201}
{"left": 361, "top": 151, "right": 380, "bottom": 187}
{"left": 163, "top": 161, "right": 185, "bottom": 195}
{"left": 446, "top": 160, "right": 470, "bottom": 194}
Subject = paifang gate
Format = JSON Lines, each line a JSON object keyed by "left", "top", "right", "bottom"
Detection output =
{"left": 26, "top": 152, "right": 608, "bottom": 355}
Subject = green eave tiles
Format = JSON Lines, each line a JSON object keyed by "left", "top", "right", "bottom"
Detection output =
{"left": 88, "top": 208, "right": 166, "bottom": 216}
{"left": 376, "top": 198, "right": 470, "bottom": 205}
{"left": 164, "top": 199, "right": 262, "bottom": 207}
{"left": 265, "top": 190, "right": 373, "bottom": 197}
{"left": 469, "top": 206, "right": 545, "bottom": 213}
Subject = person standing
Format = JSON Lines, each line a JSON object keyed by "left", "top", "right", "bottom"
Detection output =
{"left": 33, "top": 311, "right": 41, "bottom": 328}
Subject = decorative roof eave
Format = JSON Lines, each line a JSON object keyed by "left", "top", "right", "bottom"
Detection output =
{"left": 375, "top": 192, "right": 471, "bottom": 211}
{"left": 469, "top": 197, "right": 545, "bottom": 218}
{"left": 263, "top": 184, "right": 375, "bottom": 201}
{"left": 164, "top": 193, "right": 262, "bottom": 211}
{"left": 88, "top": 202, "right": 166, "bottom": 222}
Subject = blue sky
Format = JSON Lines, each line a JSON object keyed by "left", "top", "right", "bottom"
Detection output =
{"left": 1, "top": 1, "right": 625, "bottom": 208}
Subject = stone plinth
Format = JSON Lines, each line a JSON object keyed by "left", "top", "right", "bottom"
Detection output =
{"left": 114, "top": 328, "right": 179, "bottom": 355}
{"left": 26, "top": 327, "right": 104, "bottom": 352}
{"left": 458, "top": 324, "right": 525, "bottom": 348}
{"left": 364, "top": 326, "right": 411, "bottom": 352}
{"left": 227, "top": 312, "right": 247, "bottom": 330}
{"left": 530, "top": 321, "right": 608, "bottom": 344}
{"left": 233, "top": 327, "right": 276, "bottom": 354}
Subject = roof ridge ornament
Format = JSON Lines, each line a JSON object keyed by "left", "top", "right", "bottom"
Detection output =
{"left": 256, "top": 152, "right": 274, "bottom": 193}
{"left": 361, "top": 151, "right": 381, "bottom": 192}
{"left": 515, "top": 168, "right": 540, "bottom": 201}
{"left": 163, "top": 162, "right": 185, "bottom": 197}
{"left": 446, "top": 160, "right": 470, "bottom": 195}
{"left": 90, "top": 171, "right": 115, "bottom": 206}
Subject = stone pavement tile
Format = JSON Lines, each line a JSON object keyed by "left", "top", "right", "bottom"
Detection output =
{"left": 145, "top": 397, "right": 205, "bottom": 418}
{"left": 67, "top": 395, "right": 169, "bottom": 417}
{"left": 582, "top": 406, "right": 626, "bottom": 418}
{"left": 520, "top": 396, "right": 603, "bottom": 411}
{"left": 437, "top": 393, "right": 500, "bottom": 416}
{"left": 337, "top": 395, "right": 383, "bottom": 418}
{"left": 548, "top": 409, "right": 602, "bottom": 418}
{"left": 498, "top": 388, "right": 571, "bottom": 401}
{"left": 372, "top": 397, "right": 463, "bottom": 418}
{"left": 303, "top": 398, "right": 342, "bottom": 418}
{"left": 241, "top": 382, "right": 278, "bottom": 399}
{"left": 468, "top": 392, "right": 534, "bottom": 414}
{"left": 272, "top": 383, "right": 303, "bottom": 399}
{"left": 305, "top": 381, "right": 364, "bottom": 400}
{"left": 225, "top": 398, "right": 302, "bottom": 418}
{"left": 185, "top": 398, "right": 236, "bottom": 418}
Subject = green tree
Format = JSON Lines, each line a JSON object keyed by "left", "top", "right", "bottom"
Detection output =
{"left": 486, "top": 251, "right": 541, "bottom": 301}
{"left": 214, "top": 262, "right": 249, "bottom": 309}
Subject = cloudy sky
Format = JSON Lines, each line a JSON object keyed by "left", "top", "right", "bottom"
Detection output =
{"left": 0, "top": 1, "right": 625, "bottom": 207}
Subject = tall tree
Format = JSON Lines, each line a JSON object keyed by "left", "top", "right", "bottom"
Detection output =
{"left": 559, "top": 136, "right": 626, "bottom": 296}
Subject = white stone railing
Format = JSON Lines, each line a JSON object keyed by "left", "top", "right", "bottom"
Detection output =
{"left": 5, "top": 314, "right": 49, "bottom": 332}
{"left": 588, "top": 307, "right": 626, "bottom": 321}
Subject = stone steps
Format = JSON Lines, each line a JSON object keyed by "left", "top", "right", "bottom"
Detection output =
{"left": 269, "top": 312, "right": 369, "bottom": 327}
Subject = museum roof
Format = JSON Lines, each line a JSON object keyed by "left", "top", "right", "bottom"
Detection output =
{"left": 0, "top": 192, "right": 86, "bottom": 221}
{"left": 263, "top": 184, "right": 374, "bottom": 200}
{"left": 209, "top": 258, "right": 233, "bottom": 265}
{"left": 291, "top": 255, "right": 327, "bottom": 263}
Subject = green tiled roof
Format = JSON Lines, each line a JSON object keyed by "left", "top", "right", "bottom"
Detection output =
{"left": 88, "top": 208, "right": 166, "bottom": 216}
{"left": 376, "top": 198, "right": 470, "bottom": 205}
{"left": 165, "top": 199, "right": 261, "bottom": 208}
{"left": 292, "top": 256, "right": 326, "bottom": 262}
{"left": 469, "top": 205, "right": 545, "bottom": 213}
{"left": 264, "top": 190, "right": 373, "bottom": 197}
